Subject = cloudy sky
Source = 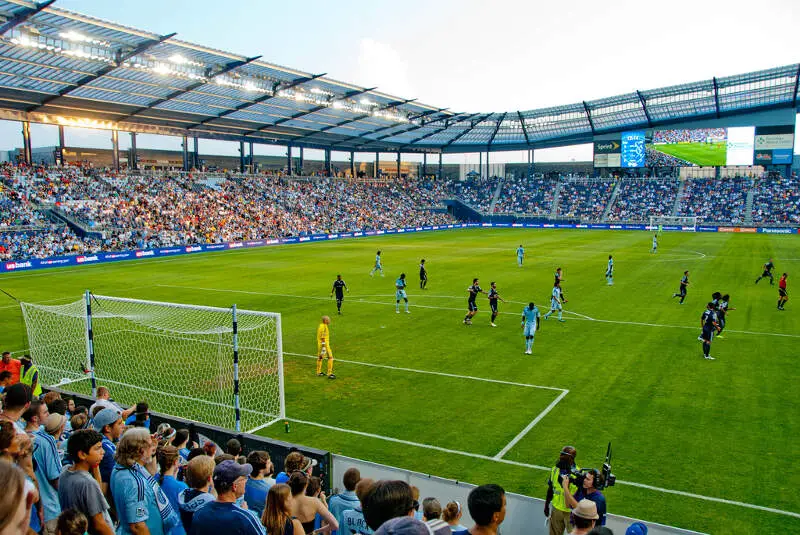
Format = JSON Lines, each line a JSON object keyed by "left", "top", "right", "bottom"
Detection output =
{"left": 2, "top": 0, "right": 799, "bottom": 163}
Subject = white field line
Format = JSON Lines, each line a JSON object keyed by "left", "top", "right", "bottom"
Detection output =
{"left": 280, "top": 416, "right": 800, "bottom": 520}
{"left": 159, "top": 284, "right": 800, "bottom": 339}
{"left": 285, "top": 351, "right": 566, "bottom": 392}
{"left": 493, "top": 388, "right": 570, "bottom": 459}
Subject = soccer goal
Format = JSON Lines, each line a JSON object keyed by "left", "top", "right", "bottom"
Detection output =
{"left": 648, "top": 215, "right": 698, "bottom": 232}
{"left": 20, "top": 292, "right": 284, "bottom": 432}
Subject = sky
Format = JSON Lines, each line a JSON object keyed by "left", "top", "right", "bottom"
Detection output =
{"left": 1, "top": 0, "right": 799, "bottom": 163}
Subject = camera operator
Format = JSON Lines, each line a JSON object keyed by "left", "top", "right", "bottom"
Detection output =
{"left": 544, "top": 446, "right": 579, "bottom": 535}
{"left": 561, "top": 468, "right": 607, "bottom": 528}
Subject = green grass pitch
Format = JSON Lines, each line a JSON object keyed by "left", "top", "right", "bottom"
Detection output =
{"left": 1, "top": 229, "right": 798, "bottom": 533}
{"left": 648, "top": 142, "right": 728, "bottom": 167}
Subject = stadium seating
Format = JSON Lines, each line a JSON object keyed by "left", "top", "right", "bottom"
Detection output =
{"left": 677, "top": 178, "right": 749, "bottom": 224}
{"left": 556, "top": 179, "right": 616, "bottom": 220}
{"left": 493, "top": 176, "right": 556, "bottom": 215}
{"left": 444, "top": 177, "right": 499, "bottom": 212}
{"left": 606, "top": 179, "right": 679, "bottom": 222}
{"left": 751, "top": 175, "right": 800, "bottom": 224}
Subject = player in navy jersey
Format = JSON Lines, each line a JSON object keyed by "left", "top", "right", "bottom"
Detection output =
{"left": 331, "top": 274, "right": 349, "bottom": 315}
{"left": 487, "top": 282, "right": 506, "bottom": 327}
{"left": 554, "top": 268, "right": 567, "bottom": 303}
{"left": 715, "top": 294, "right": 734, "bottom": 338}
{"left": 755, "top": 258, "right": 775, "bottom": 285}
{"left": 699, "top": 302, "right": 718, "bottom": 360}
{"left": 463, "top": 278, "right": 486, "bottom": 325}
{"left": 419, "top": 259, "right": 428, "bottom": 290}
{"left": 672, "top": 271, "right": 689, "bottom": 304}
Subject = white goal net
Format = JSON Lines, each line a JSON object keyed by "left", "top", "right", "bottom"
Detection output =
{"left": 648, "top": 215, "right": 698, "bottom": 231}
{"left": 20, "top": 293, "right": 284, "bottom": 432}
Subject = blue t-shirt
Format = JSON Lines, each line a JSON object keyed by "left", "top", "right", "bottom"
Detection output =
{"left": 33, "top": 430, "right": 63, "bottom": 522}
{"left": 99, "top": 437, "right": 116, "bottom": 484}
{"left": 575, "top": 489, "right": 607, "bottom": 526}
{"left": 328, "top": 491, "right": 360, "bottom": 535}
{"left": 188, "top": 501, "right": 265, "bottom": 535}
{"left": 243, "top": 477, "right": 272, "bottom": 518}
{"left": 160, "top": 475, "right": 189, "bottom": 535}
{"left": 522, "top": 306, "right": 540, "bottom": 323}
{"left": 111, "top": 463, "right": 165, "bottom": 535}
{"left": 125, "top": 414, "right": 151, "bottom": 431}
{"left": 179, "top": 448, "right": 191, "bottom": 462}
{"left": 275, "top": 471, "right": 289, "bottom": 484}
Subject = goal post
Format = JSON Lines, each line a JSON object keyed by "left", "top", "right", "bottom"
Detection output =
{"left": 648, "top": 215, "right": 698, "bottom": 232}
{"left": 20, "top": 293, "right": 285, "bottom": 432}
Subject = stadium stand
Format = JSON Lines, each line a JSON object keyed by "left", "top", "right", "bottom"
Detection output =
{"left": 556, "top": 179, "right": 616, "bottom": 221}
{"left": 676, "top": 178, "right": 750, "bottom": 224}
{"left": 751, "top": 174, "right": 800, "bottom": 225}
{"left": 494, "top": 176, "right": 557, "bottom": 215}
{"left": 444, "top": 177, "right": 500, "bottom": 212}
{"left": 606, "top": 179, "right": 680, "bottom": 222}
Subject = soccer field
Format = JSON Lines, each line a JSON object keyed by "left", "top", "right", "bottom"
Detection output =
{"left": 648, "top": 142, "right": 727, "bottom": 166}
{"left": 1, "top": 229, "right": 798, "bottom": 533}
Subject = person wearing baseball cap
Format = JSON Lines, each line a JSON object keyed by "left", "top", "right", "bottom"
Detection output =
{"left": 544, "top": 446, "right": 579, "bottom": 535}
{"left": 570, "top": 499, "right": 599, "bottom": 535}
{"left": 93, "top": 407, "right": 124, "bottom": 497}
{"left": 189, "top": 460, "right": 266, "bottom": 535}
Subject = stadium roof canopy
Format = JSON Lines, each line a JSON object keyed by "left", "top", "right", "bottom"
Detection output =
{"left": 0, "top": 1, "right": 798, "bottom": 154}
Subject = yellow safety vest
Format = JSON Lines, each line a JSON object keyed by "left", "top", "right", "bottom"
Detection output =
{"left": 20, "top": 364, "right": 42, "bottom": 397}
{"left": 549, "top": 465, "right": 580, "bottom": 512}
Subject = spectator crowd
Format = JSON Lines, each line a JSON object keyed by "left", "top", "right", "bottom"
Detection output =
{"left": 493, "top": 177, "right": 556, "bottom": 215}
{"left": 556, "top": 180, "right": 615, "bottom": 221}
{"left": 606, "top": 179, "right": 679, "bottom": 222}
{"left": 0, "top": 350, "right": 653, "bottom": 535}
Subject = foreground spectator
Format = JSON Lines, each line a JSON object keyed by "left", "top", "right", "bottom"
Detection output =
{"left": 288, "top": 471, "right": 338, "bottom": 533}
{"left": 569, "top": 499, "right": 599, "bottom": 535}
{"left": 93, "top": 407, "right": 124, "bottom": 497}
{"left": 189, "top": 460, "right": 265, "bottom": 535}
{"left": 260, "top": 483, "right": 305, "bottom": 535}
{"left": 18, "top": 355, "right": 41, "bottom": 398}
{"left": 0, "top": 459, "right": 35, "bottom": 534}
{"left": 0, "top": 352, "right": 21, "bottom": 385}
{"left": 374, "top": 516, "right": 450, "bottom": 535}
{"left": 177, "top": 455, "right": 216, "bottom": 532}
{"left": 172, "top": 429, "right": 192, "bottom": 462}
{"left": 55, "top": 509, "right": 89, "bottom": 535}
{"left": 362, "top": 480, "right": 416, "bottom": 531}
{"left": 0, "top": 371, "right": 12, "bottom": 393}
{"left": 465, "top": 484, "right": 506, "bottom": 535}
{"left": 441, "top": 501, "right": 467, "bottom": 532}
{"left": 275, "top": 451, "right": 314, "bottom": 484}
{"left": 0, "top": 383, "right": 32, "bottom": 434}
{"left": 328, "top": 467, "right": 361, "bottom": 534}
{"left": 23, "top": 399, "right": 49, "bottom": 436}
{"left": 111, "top": 428, "right": 180, "bottom": 535}
{"left": 89, "top": 388, "right": 135, "bottom": 421}
{"left": 341, "top": 478, "right": 374, "bottom": 535}
{"left": 59, "top": 429, "right": 114, "bottom": 535}
{"left": 34, "top": 413, "right": 66, "bottom": 534}
{"left": 244, "top": 450, "right": 275, "bottom": 518}
{"left": 625, "top": 522, "right": 648, "bottom": 535}
{"left": 157, "top": 445, "right": 188, "bottom": 534}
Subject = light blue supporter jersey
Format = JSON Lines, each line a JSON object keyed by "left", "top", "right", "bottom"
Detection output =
{"left": 32, "top": 430, "right": 63, "bottom": 522}
{"left": 522, "top": 306, "right": 539, "bottom": 323}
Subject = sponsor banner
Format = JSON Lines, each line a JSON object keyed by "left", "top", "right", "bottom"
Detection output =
{"left": 772, "top": 149, "right": 793, "bottom": 165}
{"left": 754, "top": 133, "right": 795, "bottom": 150}
{"left": 759, "top": 227, "right": 794, "bottom": 234}
{"left": 594, "top": 140, "right": 622, "bottom": 154}
{"left": 621, "top": 130, "right": 646, "bottom": 168}
{"left": 6, "top": 222, "right": 800, "bottom": 274}
{"left": 662, "top": 225, "right": 679, "bottom": 231}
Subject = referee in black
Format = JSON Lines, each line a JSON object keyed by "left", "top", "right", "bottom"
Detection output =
{"left": 419, "top": 259, "right": 428, "bottom": 290}
{"left": 331, "top": 274, "right": 349, "bottom": 314}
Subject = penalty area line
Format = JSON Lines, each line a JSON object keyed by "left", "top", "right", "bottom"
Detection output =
{"left": 266, "top": 416, "right": 800, "bottom": 520}
{"left": 493, "top": 388, "right": 570, "bottom": 460}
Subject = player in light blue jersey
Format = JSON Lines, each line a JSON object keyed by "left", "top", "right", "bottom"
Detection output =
{"left": 395, "top": 273, "right": 409, "bottom": 313}
{"left": 606, "top": 255, "right": 614, "bottom": 285}
{"left": 516, "top": 245, "right": 525, "bottom": 267}
{"left": 370, "top": 250, "right": 384, "bottom": 277}
{"left": 651, "top": 234, "right": 658, "bottom": 254}
{"left": 521, "top": 302, "right": 541, "bottom": 354}
{"left": 543, "top": 282, "right": 566, "bottom": 322}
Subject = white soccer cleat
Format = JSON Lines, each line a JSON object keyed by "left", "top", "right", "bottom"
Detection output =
{"left": 704, "top": 355, "right": 715, "bottom": 360}
{"left": 491, "top": 323, "right": 497, "bottom": 327}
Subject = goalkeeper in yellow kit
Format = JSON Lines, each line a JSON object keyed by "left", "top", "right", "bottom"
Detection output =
{"left": 316, "top": 315, "right": 335, "bottom": 379}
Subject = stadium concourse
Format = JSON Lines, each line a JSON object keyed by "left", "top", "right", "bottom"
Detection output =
{"left": 1, "top": 162, "right": 799, "bottom": 261}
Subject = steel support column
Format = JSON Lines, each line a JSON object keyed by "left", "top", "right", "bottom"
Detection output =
{"left": 129, "top": 132, "right": 138, "bottom": 170}
{"left": 182, "top": 136, "right": 189, "bottom": 171}
{"left": 192, "top": 137, "right": 199, "bottom": 170}
{"left": 239, "top": 141, "right": 246, "bottom": 173}
{"left": 299, "top": 147, "right": 304, "bottom": 176}
{"left": 486, "top": 151, "right": 490, "bottom": 179}
{"left": 422, "top": 153, "right": 427, "bottom": 177}
{"left": 286, "top": 146, "right": 292, "bottom": 175}
{"left": 478, "top": 152, "right": 482, "bottom": 179}
{"left": 111, "top": 130, "right": 119, "bottom": 171}
{"left": 57, "top": 125, "right": 65, "bottom": 166}
{"left": 375, "top": 152, "right": 379, "bottom": 178}
{"left": 396, "top": 152, "right": 401, "bottom": 179}
{"left": 438, "top": 153, "right": 443, "bottom": 180}
{"left": 249, "top": 142, "right": 254, "bottom": 173}
{"left": 350, "top": 151, "right": 355, "bottom": 178}
{"left": 21, "top": 121, "right": 31, "bottom": 165}
{"left": 325, "top": 149, "right": 332, "bottom": 176}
